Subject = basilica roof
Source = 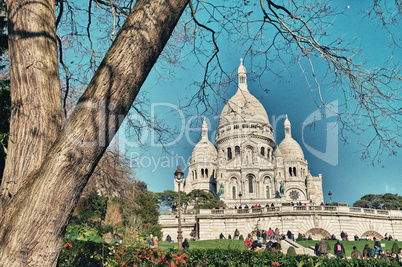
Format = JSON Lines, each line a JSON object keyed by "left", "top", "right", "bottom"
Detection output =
{"left": 278, "top": 115, "right": 304, "bottom": 161}
{"left": 218, "top": 60, "right": 270, "bottom": 129}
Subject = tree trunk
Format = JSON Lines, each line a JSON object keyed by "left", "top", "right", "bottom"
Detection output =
{"left": 0, "top": 0, "right": 189, "bottom": 265}
{"left": 3, "top": 0, "right": 62, "bottom": 196}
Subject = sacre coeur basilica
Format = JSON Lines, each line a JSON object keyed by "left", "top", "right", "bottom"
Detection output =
{"left": 160, "top": 60, "right": 402, "bottom": 242}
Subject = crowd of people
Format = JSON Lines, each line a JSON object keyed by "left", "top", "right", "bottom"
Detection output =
{"left": 147, "top": 234, "right": 159, "bottom": 249}
{"left": 158, "top": 229, "right": 401, "bottom": 261}
{"left": 313, "top": 235, "right": 402, "bottom": 262}
{"left": 239, "top": 227, "right": 286, "bottom": 253}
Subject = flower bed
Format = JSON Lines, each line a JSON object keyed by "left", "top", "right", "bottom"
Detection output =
{"left": 58, "top": 239, "right": 402, "bottom": 266}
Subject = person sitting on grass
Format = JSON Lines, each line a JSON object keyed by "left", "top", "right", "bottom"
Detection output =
{"left": 251, "top": 241, "right": 262, "bottom": 252}
{"left": 183, "top": 238, "right": 190, "bottom": 249}
{"left": 374, "top": 244, "right": 381, "bottom": 257}
{"left": 270, "top": 242, "right": 280, "bottom": 253}
{"left": 378, "top": 250, "right": 387, "bottom": 260}
{"left": 397, "top": 249, "right": 402, "bottom": 263}
{"left": 351, "top": 246, "right": 363, "bottom": 259}
{"left": 148, "top": 234, "right": 154, "bottom": 249}
{"left": 385, "top": 249, "right": 392, "bottom": 257}
{"left": 244, "top": 234, "right": 253, "bottom": 248}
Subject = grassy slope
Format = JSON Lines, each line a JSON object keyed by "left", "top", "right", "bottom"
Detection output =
{"left": 297, "top": 240, "right": 402, "bottom": 257}
{"left": 158, "top": 239, "right": 247, "bottom": 251}
{"left": 155, "top": 239, "right": 402, "bottom": 257}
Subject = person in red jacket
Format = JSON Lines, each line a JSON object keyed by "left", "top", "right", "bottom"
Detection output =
{"left": 244, "top": 234, "right": 253, "bottom": 248}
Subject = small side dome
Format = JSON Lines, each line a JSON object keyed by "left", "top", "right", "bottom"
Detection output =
{"left": 191, "top": 140, "right": 217, "bottom": 163}
{"left": 284, "top": 115, "right": 291, "bottom": 128}
{"left": 278, "top": 116, "right": 304, "bottom": 161}
{"left": 191, "top": 118, "right": 218, "bottom": 163}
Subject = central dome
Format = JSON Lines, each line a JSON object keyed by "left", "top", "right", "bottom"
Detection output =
{"left": 218, "top": 60, "right": 269, "bottom": 129}
{"left": 218, "top": 89, "right": 269, "bottom": 128}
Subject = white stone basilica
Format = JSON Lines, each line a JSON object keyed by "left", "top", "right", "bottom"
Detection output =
{"left": 175, "top": 60, "right": 324, "bottom": 206}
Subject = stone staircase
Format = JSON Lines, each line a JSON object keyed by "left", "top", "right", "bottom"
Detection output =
{"left": 280, "top": 239, "right": 336, "bottom": 258}
{"left": 280, "top": 239, "right": 316, "bottom": 256}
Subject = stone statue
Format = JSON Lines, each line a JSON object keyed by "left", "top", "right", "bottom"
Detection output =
{"left": 279, "top": 180, "right": 285, "bottom": 195}
{"left": 218, "top": 183, "right": 224, "bottom": 196}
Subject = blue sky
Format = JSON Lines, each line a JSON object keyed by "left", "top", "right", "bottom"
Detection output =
{"left": 112, "top": 2, "right": 401, "bottom": 206}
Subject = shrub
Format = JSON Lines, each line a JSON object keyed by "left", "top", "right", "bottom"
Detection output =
{"left": 287, "top": 246, "right": 297, "bottom": 256}
{"left": 57, "top": 239, "right": 108, "bottom": 266}
{"left": 392, "top": 242, "right": 399, "bottom": 254}
{"left": 296, "top": 233, "right": 303, "bottom": 241}
{"left": 239, "top": 235, "right": 244, "bottom": 240}
{"left": 325, "top": 241, "right": 331, "bottom": 252}
{"left": 57, "top": 240, "right": 401, "bottom": 267}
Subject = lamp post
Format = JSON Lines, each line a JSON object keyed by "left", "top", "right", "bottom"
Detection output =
{"left": 195, "top": 190, "right": 199, "bottom": 241}
{"left": 174, "top": 165, "right": 184, "bottom": 250}
{"left": 239, "top": 192, "right": 242, "bottom": 207}
{"left": 328, "top": 191, "right": 332, "bottom": 204}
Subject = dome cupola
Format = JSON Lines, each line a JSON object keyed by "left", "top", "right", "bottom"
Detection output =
{"left": 218, "top": 59, "right": 270, "bottom": 129}
{"left": 191, "top": 117, "right": 217, "bottom": 163}
{"left": 278, "top": 115, "right": 304, "bottom": 161}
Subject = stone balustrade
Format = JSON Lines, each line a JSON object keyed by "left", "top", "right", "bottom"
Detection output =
{"left": 196, "top": 206, "right": 401, "bottom": 217}
{"left": 160, "top": 206, "right": 402, "bottom": 242}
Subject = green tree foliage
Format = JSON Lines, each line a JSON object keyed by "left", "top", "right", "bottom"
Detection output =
{"left": 71, "top": 187, "right": 108, "bottom": 225}
{"left": 287, "top": 246, "right": 297, "bottom": 257}
{"left": 392, "top": 242, "right": 399, "bottom": 255}
{"left": 155, "top": 189, "right": 190, "bottom": 212}
{"left": 155, "top": 190, "right": 179, "bottom": 209}
{"left": 156, "top": 189, "right": 225, "bottom": 211}
{"left": 353, "top": 193, "right": 402, "bottom": 210}
{"left": 297, "top": 233, "right": 304, "bottom": 242}
{"left": 134, "top": 190, "right": 162, "bottom": 238}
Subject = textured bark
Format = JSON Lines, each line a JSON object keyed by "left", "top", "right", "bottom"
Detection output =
{"left": 3, "top": 0, "right": 62, "bottom": 196}
{"left": 0, "top": 0, "right": 189, "bottom": 266}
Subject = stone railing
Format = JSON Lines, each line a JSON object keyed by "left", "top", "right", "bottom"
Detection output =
{"left": 197, "top": 205, "right": 401, "bottom": 217}
{"left": 211, "top": 209, "right": 224, "bottom": 215}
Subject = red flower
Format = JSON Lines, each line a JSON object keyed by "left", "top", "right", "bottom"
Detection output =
{"left": 272, "top": 262, "right": 280, "bottom": 266}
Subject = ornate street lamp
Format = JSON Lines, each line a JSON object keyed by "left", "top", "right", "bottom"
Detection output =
{"left": 328, "top": 191, "right": 332, "bottom": 204}
{"left": 195, "top": 190, "right": 199, "bottom": 241}
{"left": 174, "top": 165, "right": 184, "bottom": 250}
{"left": 239, "top": 192, "right": 243, "bottom": 207}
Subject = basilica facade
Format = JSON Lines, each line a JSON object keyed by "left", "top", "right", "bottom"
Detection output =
{"left": 175, "top": 60, "right": 324, "bottom": 206}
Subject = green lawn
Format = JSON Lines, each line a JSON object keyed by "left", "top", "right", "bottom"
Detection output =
{"left": 158, "top": 239, "right": 247, "bottom": 251}
{"left": 297, "top": 240, "right": 402, "bottom": 257}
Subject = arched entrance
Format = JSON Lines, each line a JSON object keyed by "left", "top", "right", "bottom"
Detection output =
{"left": 305, "top": 228, "right": 331, "bottom": 240}
{"left": 361, "top": 231, "right": 383, "bottom": 240}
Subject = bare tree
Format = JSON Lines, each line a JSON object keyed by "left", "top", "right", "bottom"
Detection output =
{"left": 57, "top": 0, "right": 401, "bottom": 160}
{"left": 0, "top": 0, "right": 189, "bottom": 265}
